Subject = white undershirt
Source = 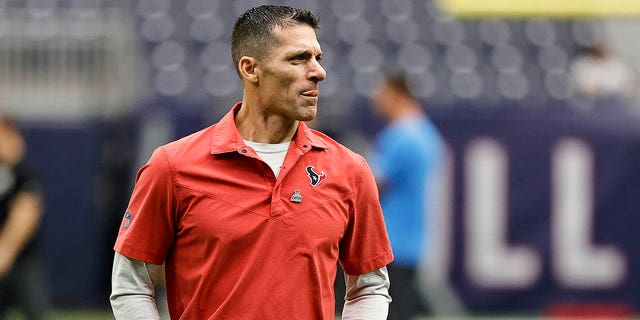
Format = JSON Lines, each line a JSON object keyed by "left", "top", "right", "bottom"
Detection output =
{"left": 243, "top": 139, "right": 291, "bottom": 177}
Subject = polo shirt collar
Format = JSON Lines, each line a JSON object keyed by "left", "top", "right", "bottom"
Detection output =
{"left": 295, "top": 118, "right": 329, "bottom": 150}
{"left": 211, "top": 102, "right": 328, "bottom": 155}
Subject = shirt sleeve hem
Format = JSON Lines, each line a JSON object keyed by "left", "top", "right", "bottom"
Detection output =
{"left": 114, "top": 241, "right": 165, "bottom": 265}
{"left": 342, "top": 250, "right": 394, "bottom": 276}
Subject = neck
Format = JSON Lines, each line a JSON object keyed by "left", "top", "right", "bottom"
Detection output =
{"left": 235, "top": 97, "right": 298, "bottom": 144}
{"left": 388, "top": 99, "right": 424, "bottom": 122}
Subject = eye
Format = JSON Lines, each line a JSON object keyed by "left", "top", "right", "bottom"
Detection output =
{"left": 289, "top": 54, "right": 307, "bottom": 62}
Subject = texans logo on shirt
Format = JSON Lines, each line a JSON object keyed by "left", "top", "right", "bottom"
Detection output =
{"left": 306, "top": 166, "right": 327, "bottom": 187}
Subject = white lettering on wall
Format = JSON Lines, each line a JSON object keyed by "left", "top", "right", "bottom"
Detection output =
{"left": 551, "top": 138, "right": 626, "bottom": 288}
{"left": 464, "top": 137, "right": 541, "bottom": 288}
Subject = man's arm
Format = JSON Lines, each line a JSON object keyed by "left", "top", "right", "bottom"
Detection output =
{"left": 0, "top": 191, "right": 42, "bottom": 277}
{"left": 342, "top": 266, "right": 391, "bottom": 320}
{"left": 110, "top": 252, "right": 163, "bottom": 320}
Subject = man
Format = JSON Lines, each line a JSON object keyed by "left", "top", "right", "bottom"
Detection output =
{"left": 0, "top": 115, "right": 47, "bottom": 320}
{"left": 369, "top": 73, "right": 444, "bottom": 320}
{"left": 110, "top": 5, "right": 394, "bottom": 320}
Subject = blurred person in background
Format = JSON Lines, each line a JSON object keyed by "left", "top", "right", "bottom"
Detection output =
{"left": 569, "top": 41, "right": 637, "bottom": 111}
{"left": 369, "top": 73, "right": 444, "bottom": 320}
{"left": 110, "top": 5, "right": 393, "bottom": 320}
{"left": 0, "top": 114, "right": 47, "bottom": 320}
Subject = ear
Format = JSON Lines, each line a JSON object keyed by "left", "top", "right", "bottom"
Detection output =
{"left": 238, "top": 56, "right": 259, "bottom": 84}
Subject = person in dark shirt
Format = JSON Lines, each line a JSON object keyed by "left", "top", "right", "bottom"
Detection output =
{"left": 0, "top": 114, "right": 47, "bottom": 320}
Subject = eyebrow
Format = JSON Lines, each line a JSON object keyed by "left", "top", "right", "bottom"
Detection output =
{"left": 289, "top": 47, "right": 323, "bottom": 59}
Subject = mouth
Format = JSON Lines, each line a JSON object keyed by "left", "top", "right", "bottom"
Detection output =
{"left": 301, "top": 89, "right": 319, "bottom": 97}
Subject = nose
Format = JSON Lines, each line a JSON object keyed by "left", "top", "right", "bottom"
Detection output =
{"left": 308, "top": 59, "right": 326, "bottom": 83}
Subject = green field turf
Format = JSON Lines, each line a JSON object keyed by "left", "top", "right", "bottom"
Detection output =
{"left": 5, "top": 309, "right": 114, "bottom": 320}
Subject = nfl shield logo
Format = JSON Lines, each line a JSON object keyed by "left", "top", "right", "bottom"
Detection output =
{"left": 122, "top": 211, "right": 132, "bottom": 229}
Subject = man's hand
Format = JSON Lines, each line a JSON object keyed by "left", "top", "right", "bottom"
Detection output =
{"left": 0, "top": 246, "right": 17, "bottom": 278}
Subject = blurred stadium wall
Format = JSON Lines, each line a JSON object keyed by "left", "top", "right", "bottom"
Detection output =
{"left": 1, "top": 0, "right": 640, "bottom": 317}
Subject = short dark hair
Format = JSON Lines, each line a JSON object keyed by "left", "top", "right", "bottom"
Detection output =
{"left": 0, "top": 113, "right": 18, "bottom": 132}
{"left": 231, "top": 5, "right": 319, "bottom": 73}
{"left": 385, "top": 72, "right": 414, "bottom": 98}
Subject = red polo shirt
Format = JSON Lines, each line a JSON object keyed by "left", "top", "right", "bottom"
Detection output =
{"left": 114, "top": 103, "right": 393, "bottom": 319}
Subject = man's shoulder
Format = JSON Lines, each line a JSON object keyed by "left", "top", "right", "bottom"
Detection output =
{"left": 384, "top": 117, "right": 440, "bottom": 143}
{"left": 307, "top": 128, "right": 366, "bottom": 165}
{"left": 158, "top": 124, "right": 216, "bottom": 160}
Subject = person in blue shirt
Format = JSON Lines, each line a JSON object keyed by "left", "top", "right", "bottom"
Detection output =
{"left": 369, "top": 72, "right": 444, "bottom": 320}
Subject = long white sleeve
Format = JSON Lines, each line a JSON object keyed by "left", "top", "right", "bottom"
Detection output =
{"left": 342, "top": 266, "right": 391, "bottom": 320}
{"left": 110, "top": 252, "right": 162, "bottom": 320}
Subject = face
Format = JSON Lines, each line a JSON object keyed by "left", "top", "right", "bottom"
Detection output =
{"left": 255, "top": 24, "right": 326, "bottom": 122}
{"left": 372, "top": 80, "right": 395, "bottom": 119}
{"left": 0, "top": 121, "right": 24, "bottom": 166}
